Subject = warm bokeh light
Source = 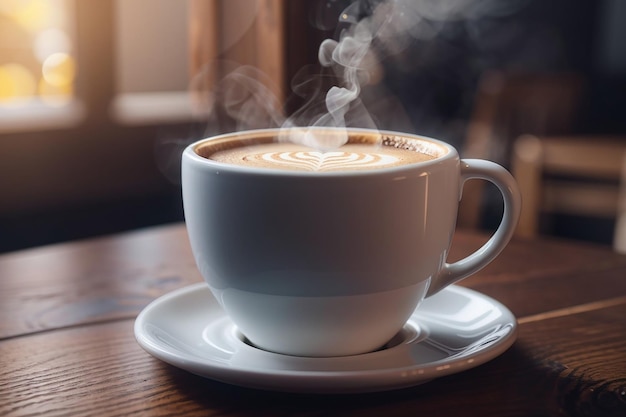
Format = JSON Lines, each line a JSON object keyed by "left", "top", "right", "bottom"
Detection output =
{"left": 0, "top": 63, "right": 37, "bottom": 103}
{"left": 34, "top": 28, "right": 72, "bottom": 62}
{"left": 42, "top": 52, "right": 75, "bottom": 86}
{"left": 0, "top": 0, "right": 74, "bottom": 106}
{"left": 5, "top": 0, "right": 55, "bottom": 32}
{"left": 38, "top": 75, "right": 72, "bottom": 106}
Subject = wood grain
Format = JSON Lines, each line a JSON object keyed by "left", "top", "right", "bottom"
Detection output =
{"left": 2, "top": 224, "right": 626, "bottom": 416}
{"left": 1, "top": 304, "right": 624, "bottom": 416}
{"left": 0, "top": 225, "right": 202, "bottom": 340}
{"left": 2, "top": 224, "right": 625, "bottom": 340}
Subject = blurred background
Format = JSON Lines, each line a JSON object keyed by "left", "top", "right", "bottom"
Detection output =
{"left": 0, "top": 0, "right": 625, "bottom": 253}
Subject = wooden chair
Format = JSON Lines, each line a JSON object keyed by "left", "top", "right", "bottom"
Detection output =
{"left": 511, "top": 134, "right": 626, "bottom": 253}
{"left": 615, "top": 157, "right": 626, "bottom": 253}
{"left": 457, "top": 70, "right": 584, "bottom": 229}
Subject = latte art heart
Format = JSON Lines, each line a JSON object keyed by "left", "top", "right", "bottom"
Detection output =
{"left": 259, "top": 151, "right": 399, "bottom": 171}
{"left": 207, "top": 142, "right": 438, "bottom": 172}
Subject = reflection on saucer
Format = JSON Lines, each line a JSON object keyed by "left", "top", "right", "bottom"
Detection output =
{"left": 134, "top": 283, "right": 517, "bottom": 393}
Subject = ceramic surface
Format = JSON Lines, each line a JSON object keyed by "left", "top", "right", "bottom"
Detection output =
{"left": 182, "top": 128, "right": 521, "bottom": 356}
{"left": 134, "top": 283, "right": 517, "bottom": 393}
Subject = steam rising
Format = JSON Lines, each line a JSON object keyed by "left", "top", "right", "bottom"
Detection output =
{"left": 281, "top": 22, "right": 375, "bottom": 149}
{"left": 155, "top": 0, "right": 535, "bottom": 184}
{"left": 283, "top": 0, "right": 530, "bottom": 150}
{"left": 178, "top": 0, "right": 532, "bottom": 156}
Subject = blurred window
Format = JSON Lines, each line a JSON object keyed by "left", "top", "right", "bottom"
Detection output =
{"left": 112, "top": 0, "right": 194, "bottom": 124}
{"left": 0, "top": 0, "right": 195, "bottom": 132}
{"left": 0, "top": 0, "right": 284, "bottom": 132}
{"left": 0, "top": 0, "right": 82, "bottom": 131}
{"left": 0, "top": 0, "right": 75, "bottom": 105}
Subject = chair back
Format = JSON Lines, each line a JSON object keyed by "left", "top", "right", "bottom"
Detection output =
{"left": 458, "top": 70, "right": 584, "bottom": 229}
{"left": 511, "top": 134, "right": 626, "bottom": 252}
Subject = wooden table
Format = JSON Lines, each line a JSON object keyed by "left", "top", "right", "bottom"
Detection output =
{"left": 1, "top": 223, "right": 625, "bottom": 416}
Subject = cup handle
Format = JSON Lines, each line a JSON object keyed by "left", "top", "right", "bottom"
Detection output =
{"left": 426, "top": 159, "right": 522, "bottom": 297}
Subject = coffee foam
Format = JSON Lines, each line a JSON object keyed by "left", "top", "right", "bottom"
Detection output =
{"left": 196, "top": 132, "right": 446, "bottom": 172}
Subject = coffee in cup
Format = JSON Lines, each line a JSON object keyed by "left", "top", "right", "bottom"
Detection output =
{"left": 202, "top": 132, "right": 439, "bottom": 171}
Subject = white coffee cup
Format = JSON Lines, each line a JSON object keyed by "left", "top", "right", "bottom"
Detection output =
{"left": 182, "top": 128, "right": 521, "bottom": 357}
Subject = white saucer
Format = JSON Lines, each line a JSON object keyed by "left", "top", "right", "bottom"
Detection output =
{"left": 134, "top": 283, "right": 517, "bottom": 394}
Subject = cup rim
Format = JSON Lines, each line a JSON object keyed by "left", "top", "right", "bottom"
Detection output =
{"left": 183, "top": 127, "right": 458, "bottom": 177}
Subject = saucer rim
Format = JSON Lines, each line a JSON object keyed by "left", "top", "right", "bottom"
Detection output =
{"left": 134, "top": 282, "right": 517, "bottom": 393}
